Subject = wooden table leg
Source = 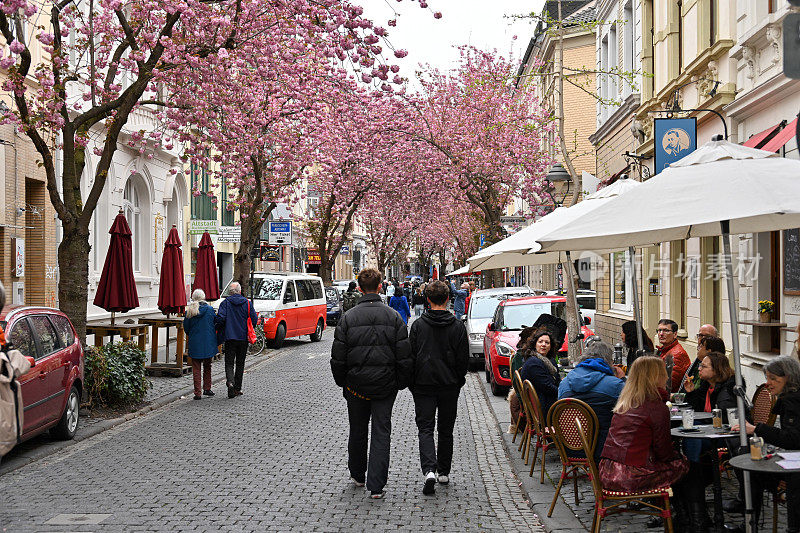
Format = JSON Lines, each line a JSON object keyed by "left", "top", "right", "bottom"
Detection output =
{"left": 138, "top": 328, "right": 146, "bottom": 351}
{"left": 151, "top": 326, "right": 159, "bottom": 364}
{"left": 94, "top": 331, "right": 103, "bottom": 348}
{"left": 121, "top": 330, "right": 130, "bottom": 343}
{"left": 176, "top": 326, "right": 185, "bottom": 369}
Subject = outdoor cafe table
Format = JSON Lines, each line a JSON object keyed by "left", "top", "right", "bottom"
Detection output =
{"left": 729, "top": 454, "right": 800, "bottom": 533}
{"left": 139, "top": 317, "right": 186, "bottom": 376}
{"left": 86, "top": 323, "right": 147, "bottom": 350}
{"left": 670, "top": 411, "right": 713, "bottom": 424}
{"left": 672, "top": 424, "right": 740, "bottom": 532}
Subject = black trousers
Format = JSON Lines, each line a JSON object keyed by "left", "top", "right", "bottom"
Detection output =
{"left": 346, "top": 392, "right": 397, "bottom": 493}
{"left": 413, "top": 389, "right": 460, "bottom": 476}
{"left": 224, "top": 340, "right": 247, "bottom": 391}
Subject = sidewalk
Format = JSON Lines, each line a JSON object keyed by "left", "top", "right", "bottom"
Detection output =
{"left": 478, "top": 378, "right": 785, "bottom": 532}
{"left": 0, "top": 341, "right": 283, "bottom": 476}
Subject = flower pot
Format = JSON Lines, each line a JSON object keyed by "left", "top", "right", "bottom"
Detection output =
{"left": 759, "top": 311, "right": 771, "bottom": 323}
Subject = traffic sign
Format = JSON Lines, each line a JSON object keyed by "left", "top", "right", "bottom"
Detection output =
{"left": 268, "top": 221, "right": 292, "bottom": 245}
{"left": 340, "top": 245, "right": 350, "bottom": 255}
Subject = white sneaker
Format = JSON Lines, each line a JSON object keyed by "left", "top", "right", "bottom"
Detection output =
{"left": 437, "top": 474, "right": 449, "bottom": 484}
{"left": 350, "top": 477, "right": 365, "bottom": 487}
{"left": 423, "top": 471, "right": 436, "bottom": 495}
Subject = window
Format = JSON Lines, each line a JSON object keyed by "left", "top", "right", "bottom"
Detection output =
{"left": 8, "top": 319, "right": 36, "bottom": 360}
{"left": 623, "top": 2, "right": 634, "bottom": 93}
{"left": 296, "top": 280, "right": 322, "bottom": 301}
{"left": 220, "top": 178, "right": 234, "bottom": 226}
{"left": 123, "top": 178, "right": 142, "bottom": 272}
{"left": 283, "top": 281, "right": 297, "bottom": 303}
{"left": 49, "top": 315, "right": 75, "bottom": 348}
{"left": 710, "top": 0, "right": 716, "bottom": 47}
{"left": 29, "top": 315, "right": 60, "bottom": 356}
{"left": 610, "top": 251, "right": 633, "bottom": 311}
{"left": 677, "top": 1, "right": 683, "bottom": 73}
{"left": 190, "top": 161, "right": 214, "bottom": 220}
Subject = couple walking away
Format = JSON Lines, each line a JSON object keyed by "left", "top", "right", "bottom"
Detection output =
{"left": 330, "top": 269, "right": 469, "bottom": 499}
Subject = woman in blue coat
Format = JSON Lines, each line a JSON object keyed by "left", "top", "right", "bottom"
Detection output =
{"left": 183, "top": 289, "right": 218, "bottom": 400}
{"left": 389, "top": 282, "right": 412, "bottom": 324}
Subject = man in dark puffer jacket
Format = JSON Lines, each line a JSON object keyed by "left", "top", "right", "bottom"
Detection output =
{"left": 409, "top": 280, "right": 469, "bottom": 495}
{"left": 331, "top": 268, "right": 412, "bottom": 499}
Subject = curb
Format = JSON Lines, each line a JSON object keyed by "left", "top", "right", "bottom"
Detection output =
{"left": 0, "top": 343, "right": 295, "bottom": 476}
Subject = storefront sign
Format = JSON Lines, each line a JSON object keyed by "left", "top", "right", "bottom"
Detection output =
{"left": 268, "top": 221, "right": 292, "bottom": 245}
{"left": 217, "top": 226, "right": 241, "bottom": 243}
{"left": 340, "top": 245, "right": 349, "bottom": 255}
{"left": 306, "top": 248, "right": 321, "bottom": 265}
{"left": 260, "top": 244, "right": 282, "bottom": 262}
{"left": 654, "top": 117, "right": 697, "bottom": 174}
{"left": 189, "top": 220, "right": 218, "bottom": 235}
{"left": 13, "top": 238, "right": 24, "bottom": 277}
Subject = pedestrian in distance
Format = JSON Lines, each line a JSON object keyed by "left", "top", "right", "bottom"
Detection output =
{"left": 449, "top": 281, "right": 469, "bottom": 320}
{"left": 389, "top": 282, "right": 411, "bottom": 325}
{"left": 330, "top": 268, "right": 412, "bottom": 500}
{"left": 183, "top": 289, "right": 217, "bottom": 400}
{"left": 411, "top": 286, "right": 426, "bottom": 318}
{"left": 408, "top": 280, "right": 469, "bottom": 495}
{"left": 215, "top": 282, "right": 258, "bottom": 399}
{"left": 341, "top": 281, "right": 362, "bottom": 314}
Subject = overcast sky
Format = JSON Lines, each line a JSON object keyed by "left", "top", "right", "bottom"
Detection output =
{"left": 363, "top": 1, "right": 546, "bottom": 89}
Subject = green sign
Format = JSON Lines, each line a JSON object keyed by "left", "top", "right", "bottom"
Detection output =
{"left": 189, "top": 220, "right": 218, "bottom": 235}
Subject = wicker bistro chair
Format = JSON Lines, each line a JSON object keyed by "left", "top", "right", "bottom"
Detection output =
{"left": 547, "top": 398, "right": 599, "bottom": 517}
{"left": 511, "top": 370, "right": 526, "bottom": 445}
{"left": 576, "top": 418, "right": 675, "bottom": 533}
{"left": 752, "top": 383, "right": 777, "bottom": 426}
{"left": 521, "top": 379, "right": 555, "bottom": 483}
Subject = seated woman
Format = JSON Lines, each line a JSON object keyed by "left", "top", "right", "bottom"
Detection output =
{"left": 621, "top": 320, "right": 655, "bottom": 369}
{"left": 600, "top": 355, "right": 688, "bottom": 495}
{"left": 734, "top": 355, "right": 800, "bottom": 533}
{"left": 679, "top": 351, "right": 739, "bottom": 529}
{"left": 508, "top": 326, "right": 537, "bottom": 433}
{"left": 519, "top": 328, "right": 560, "bottom": 420}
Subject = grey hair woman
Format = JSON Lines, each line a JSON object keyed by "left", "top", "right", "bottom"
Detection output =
{"left": 182, "top": 287, "right": 217, "bottom": 400}
{"left": 185, "top": 288, "right": 206, "bottom": 319}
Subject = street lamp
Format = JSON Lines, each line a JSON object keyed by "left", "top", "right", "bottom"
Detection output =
{"left": 545, "top": 162, "right": 572, "bottom": 208}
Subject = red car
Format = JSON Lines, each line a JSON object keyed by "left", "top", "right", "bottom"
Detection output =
{"left": 1, "top": 305, "right": 84, "bottom": 446}
{"left": 483, "top": 295, "right": 594, "bottom": 396}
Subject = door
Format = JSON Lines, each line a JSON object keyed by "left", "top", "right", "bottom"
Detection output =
{"left": 8, "top": 318, "right": 47, "bottom": 433}
{"left": 27, "top": 315, "right": 67, "bottom": 425}
{"left": 281, "top": 281, "right": 299, "bottom": 335}
{"left": 295, "top": 280, "right": 322, "bottom": 333}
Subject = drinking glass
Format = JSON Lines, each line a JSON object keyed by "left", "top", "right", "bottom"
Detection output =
{"left": 682, "top": 408, "right": 695, "bottom": 430}
{"left": 727, "top": 408, "right": 739, "bottom": 429}
{"left": 672, "top": 393, "right": 686, "bottom": 404}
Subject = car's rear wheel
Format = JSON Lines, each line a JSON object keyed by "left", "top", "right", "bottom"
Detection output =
{"left": 310, "top": 319, "right": 324, "bottom": 342}
{"left": 270, "top": 323, "right": 286, "bottom": 349}
{"left": 51, "top": 385, "right": 80, "bottom": 440}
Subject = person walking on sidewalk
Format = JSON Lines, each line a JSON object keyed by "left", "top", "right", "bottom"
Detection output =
{"left": 408, "top": 280, "right": 469, "bottom": 495}
{"left": 215, "top": 282, "right": 258, "bottom": 399}
{"left": 389, "top": 282, "right": 411, "bottom": 325}
{"left": 330, "top": 268, "right": 412, "bottom": 500}
{"left": 183, "top": 289, "right": 217, "bottom": 400}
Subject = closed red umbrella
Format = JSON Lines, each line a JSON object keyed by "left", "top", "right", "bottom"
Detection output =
{"left": 158, "top": 225, "right": 186, "bottom": 316}
{"left": 192, "top": 231, "right": 220, "bottom": 300}
{"left": 94, "top": 210, "right": 139, "bottom": 321}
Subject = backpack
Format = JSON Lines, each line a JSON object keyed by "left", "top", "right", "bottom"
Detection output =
{"left": 0, "top": 348, "right": 30, "bottom": 456}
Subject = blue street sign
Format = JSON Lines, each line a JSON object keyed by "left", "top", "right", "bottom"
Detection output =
{"left": 479, "top": 233, "right": 485, "bottom": 248}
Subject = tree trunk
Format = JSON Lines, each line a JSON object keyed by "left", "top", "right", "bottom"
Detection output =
{"left": 318, "top": 259, "right": 333, "bottom": 285}
{"left": 58, "top": 222, "right": 91, "bottom": 344}
{"left": 233, "top": 213, "right": 262, "bottom": 297}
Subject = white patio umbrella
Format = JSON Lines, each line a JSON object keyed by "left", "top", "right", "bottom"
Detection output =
{"left": 447, "top": 265, "right": 471, "bottom": 277}
{"left": 537, "top": 138, "right": 800, "bottom": 532}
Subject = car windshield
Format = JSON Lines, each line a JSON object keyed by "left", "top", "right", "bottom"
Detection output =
{"left": 470, "top": 293, "right": 530, "bottom": 319}
{"left": 222, "top": 277, "right": 283, "bottom": 300}
{"left": 497, "top": 301, "right": 566, "bottom": 331}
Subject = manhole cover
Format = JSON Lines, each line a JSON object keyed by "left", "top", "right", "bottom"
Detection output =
{"left": 45, "top": 514, "right": 112, "bottom": 525}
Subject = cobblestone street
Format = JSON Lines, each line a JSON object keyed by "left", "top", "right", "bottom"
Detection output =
{"left": 0, "top": 329, "right": 543, "bottom": 532}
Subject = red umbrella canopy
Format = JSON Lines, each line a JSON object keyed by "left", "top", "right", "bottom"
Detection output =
{"left": 158, "top": 225, "right": 187, "bottom": 315}
{"left": 93, "top": 211, "right": 140, "bottom": 313}
{"left": 192, "top": 231, "right": 220, "bottom": 300}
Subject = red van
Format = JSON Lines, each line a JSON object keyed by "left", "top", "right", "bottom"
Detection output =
{"left": 1, "top": 306, "right": 84, "bottom": 445}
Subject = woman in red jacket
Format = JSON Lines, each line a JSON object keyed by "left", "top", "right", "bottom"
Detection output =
{"left": 600, "top": 356, "right": 688, "bottom": 493}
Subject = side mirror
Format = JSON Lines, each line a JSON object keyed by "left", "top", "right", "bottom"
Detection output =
{"left": 584, "top": 316, "right": 591, "bottom": 326}
{"left": 487, "top": 322, "right": 495, "bottom": 332}
{"left": 25, "top": 356, "right": 35, "bottom": 368}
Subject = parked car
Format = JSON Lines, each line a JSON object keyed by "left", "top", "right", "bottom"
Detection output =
{"left": 0, "top": 305, "right": 84, "bottom": 446}
{"left": 464, "top": 287, "right": 536, "bottom": 368}
{"left": 483, "top": 295, "right": 594, "bottom": 396}
{"left": 218, "top": 273, "right": 326, "bottom": 349}
{"left": 544, "top": 289, "right": 597, "bottom": 326}
{"left": 325, "top": 286, "right": 341, "bottom": 326}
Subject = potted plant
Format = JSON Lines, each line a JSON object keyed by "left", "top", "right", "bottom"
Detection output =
{"left": 758, "top": 300, "right": 775, "bottom": 323}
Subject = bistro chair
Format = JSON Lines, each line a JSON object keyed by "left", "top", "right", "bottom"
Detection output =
{"left": 752, "top": 383, "right": 777, "bottom": 426}
{"left": 547, "top": 398, "right": 599, "bottom": 517}
{"left": 521, "top": 379, "right": 555, "bottom": 483}
{"left": 511, "top": 368, "right": 526, "bottom": 444}
{"left": 576, "top": 418, "right": 674, "bottom": 533}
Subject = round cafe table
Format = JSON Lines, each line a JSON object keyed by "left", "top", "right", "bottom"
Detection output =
{"left": 728, "top": 454, "right": 800, "bottom": 533}
{"left": 672, "top": 424, "right": 740, "bottom": 532}
{"left": 670, "top": 411, "right": 713, "bottom": 423}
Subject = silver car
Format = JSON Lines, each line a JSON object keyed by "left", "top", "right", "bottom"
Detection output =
{"left": 465, "top": 287, "right": 538, "bottom": 367}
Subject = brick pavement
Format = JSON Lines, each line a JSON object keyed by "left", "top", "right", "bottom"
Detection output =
{"left": 0, "top": 330, "right": 544, "bottom": 532}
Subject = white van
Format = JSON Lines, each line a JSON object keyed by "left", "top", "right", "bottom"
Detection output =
{"left": 219, "top": 273, "right": 327, "bottom": 348}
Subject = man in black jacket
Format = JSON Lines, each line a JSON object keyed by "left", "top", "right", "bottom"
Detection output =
{"left": 409, "top": 280, "right": 469, "bottom": 495}
{"left": 330, "top": 268, "right": 412, "bottom": 499}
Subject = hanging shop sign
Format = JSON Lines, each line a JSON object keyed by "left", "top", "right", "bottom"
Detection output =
{"left": 306, "top": 248, "right": 321, "bottom": 265}
{"left": 217, "top": 226, "right": 241, "bottom": 243}
{"left": 654, "top": 117, "right": 697, "bottom": 174}
{"left": 189, "top": 220, "right": 218, "bottom": 235}
{"left": 260, "top": 244, "right": 282, "bottom": 262}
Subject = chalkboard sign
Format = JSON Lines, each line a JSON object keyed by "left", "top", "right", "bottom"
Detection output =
{"left": 785, "top": 228, "right": 800, "bottom": 295}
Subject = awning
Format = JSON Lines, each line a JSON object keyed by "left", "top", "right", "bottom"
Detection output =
{"left": 742, "top": 122, "right": 782, "bottom": 148}
{"left": 761, "top": 118, "right": 799, "bottom": 152}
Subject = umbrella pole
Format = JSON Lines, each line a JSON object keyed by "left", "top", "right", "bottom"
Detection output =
{"left": 564, "top": 251, "right": 583, "bottom": 358}
{"left": 627, "top": 247, "right": 645, "bottom": 354}
{"left": 721, "top": 220, "right": 753, "bottom": 533}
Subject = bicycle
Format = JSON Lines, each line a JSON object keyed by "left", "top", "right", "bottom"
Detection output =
{"left": 248, "top": 320, "right": 267, "bottom": 356}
